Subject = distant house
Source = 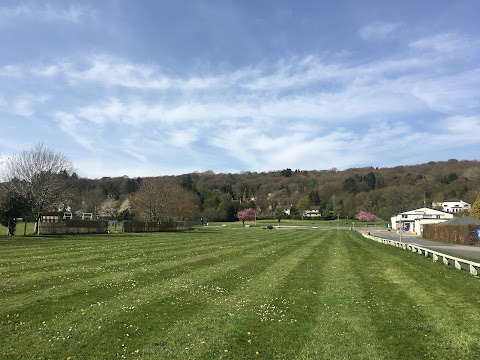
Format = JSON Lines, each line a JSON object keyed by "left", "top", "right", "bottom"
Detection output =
{"left": 40, "top": 212, "right": 62, "bottom": 223}
{"left": 441, "top": 199, "right": 471, "bottom": 213}
{"left": 281, "top": 205, "right": 293, "bottom": 216}
{"left": 304, "top": 206, "right": 321, "bottom": 218}
{"left": 391, "top": 207, "right": 453, "bottom": 236}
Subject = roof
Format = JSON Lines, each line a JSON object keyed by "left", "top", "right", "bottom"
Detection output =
{"left": 444, "top": 198, "right": 461, "bottom": 203}
{"left": 400, "top": 207, "right": 449, "bottom": 216}
{"left": 440, "top": 217, "right": 480, "bottom": 225}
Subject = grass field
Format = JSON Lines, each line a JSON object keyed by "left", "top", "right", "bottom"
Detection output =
{"left": 1, "top": 228, "right": 479, "bottom": 359}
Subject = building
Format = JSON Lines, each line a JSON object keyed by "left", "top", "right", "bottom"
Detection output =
{"left": 281, "top": 205, "right": 293, "bottom": 216}
{"left": 441, "top": 199, "right": 471, "bottom": 213}
{"left": 391, "top": 207, "right": 453, "bottom": 236}
{"left": 303, "top": 206, "right": 321, "bottom": 218}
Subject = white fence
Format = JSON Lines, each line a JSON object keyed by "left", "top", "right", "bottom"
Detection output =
{"left": 362, "top": 233, "right": 480, "bottom": 277}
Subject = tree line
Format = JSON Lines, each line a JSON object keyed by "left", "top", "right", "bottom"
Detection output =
{"left": 1, "top": 145, "right": 480, "bottom": 235}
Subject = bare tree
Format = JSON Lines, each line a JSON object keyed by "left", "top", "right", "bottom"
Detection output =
{"left": 132, "top": 178, "right": 200, "bottom": 222}
{"left": 2, "top": 143, "right": 75, "bottom": 233}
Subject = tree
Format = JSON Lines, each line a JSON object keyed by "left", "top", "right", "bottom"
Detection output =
{"left": 236, "top": 208, "right": 256, "bottom": 226}
{"left": 343, "top": 177, "right": 358, "bottom": 194}
{"left": 296, "top": 196, "right": 310, "bottom": 219}
{"left": 274, "top": 207, "right": 284, "bottom": 223}
{"left": 364, "top": 172, "right": 377, "bottom": 191}
{"left": 0, "top": 191, "right": 32, "bottom": 235}
{"left": 2, "top": 143, "right": 75, "bottom": 234}
{"left": 355, "top": 211, "right": 382, "bottom": 222}
{"left": 470, "top": 195, "right": 480, "bottom": 219}
{"left": 308, "top": 189, "right": 321, "bottom": 206}
{"left": 132, "top": 178, "right": 200, "bottom": 222}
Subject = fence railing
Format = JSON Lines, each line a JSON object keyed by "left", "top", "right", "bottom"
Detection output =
{"left": 362, "top": 233, "right": 480, "bottom": 277}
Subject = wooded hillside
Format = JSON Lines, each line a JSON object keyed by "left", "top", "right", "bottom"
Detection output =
{"left": 66, "top": 159, "right": 480, "bottom": 222}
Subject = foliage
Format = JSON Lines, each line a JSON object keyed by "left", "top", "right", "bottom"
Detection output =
{"left": 132, "top": 178, "right": 200, "bottom": 221}
{"left": 23, "top": 159, "right": 480, "bottom": 224}
{"left": 355, "top": 211, "right": 382, "bottom": 222}
{"left": 2, "top": 143, "right": 74, "bottom": 233}
{"left": 470, "top": 195, "right": 480, "bottom": 219}
{"left": 308, "top": 189, "right": 321, "bottom": 206}
{"left": 274, "top": 207, "right": 284, "bottom": 222}
{"left": 236, "top": 208, "right": 256, "bottom": 225}
{"left": 440, "top": 172, "right": 458, "bottom": 184}
{"left": 117, "top": 209, "right": 134, "bottom": 221}
{"left": 0, "top": 191, "right": 32, "bottom": 235}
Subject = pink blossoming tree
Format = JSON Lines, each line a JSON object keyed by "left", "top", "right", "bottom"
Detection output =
{"left": 355, "top": 211, "right": 382, "bottom": 222}
{"left": 236, "top": 208, "right": 256, "bottom": 226}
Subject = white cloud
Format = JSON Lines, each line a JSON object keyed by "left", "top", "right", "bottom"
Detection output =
{"left": 53, "top": 111, "right": 96, "bottom": 151}
{"left": 410, "top": 69, "right": 480, "bottom": 113}
{"left": 0, "top": 94, "right": 49, "bottom": 117}
{"left": 168, "top": 128, "right": 199, "bottom": 148}
{"left": 409, "top": 33, "right": 472, "bottom": 53}
{"left": 359, "top": 21, "right": 401, "bottom": 40}
{"left": 2, "top": 28, "right": 479, "bottom": 176}
{"left": 0, "top": 3, "right": 95, "bottom": 23}
{"left": 441, "top": 115, "right": 480, "bottom": 141}
{"left": 0, "top": 64, "right": 23, "bottom": 78}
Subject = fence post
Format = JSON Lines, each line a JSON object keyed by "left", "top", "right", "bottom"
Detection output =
{"left": 443, "top": 256, "right": 449, "bottom": 266}
{"left": 455, "top": 260, "right": 462, "bottom": 271}
{"left": 470, "top": 264, "right": 478, "bottom": 276}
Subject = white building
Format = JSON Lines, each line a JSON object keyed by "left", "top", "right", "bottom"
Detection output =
{"left": 441, "top": 199, "right": 471, "bottom": 213}
{"left": 282, "top": 205, "right": 293, "bottom": 216}
{"left": 304, "top": 206, "right": 321, "bottom": 218}
{"left": 391, "top": 207, "right": 453, "bottom": 236}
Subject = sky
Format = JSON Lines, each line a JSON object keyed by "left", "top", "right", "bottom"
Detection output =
{"left": 0, "top": 0, "right": 479, "bottom": 179}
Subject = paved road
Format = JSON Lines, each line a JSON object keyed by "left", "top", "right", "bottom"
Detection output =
{"left": 362, "top": 228, "right": 480, "bottom": 261}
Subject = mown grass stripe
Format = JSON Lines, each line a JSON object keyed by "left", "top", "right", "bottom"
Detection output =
{"left": 133, "top": 230, "right": 324, "bottom": 359}
{"left": 345, "top": 232, "right": 480, "bottom": 358}
{"left": 0, "top": 231, "right": 289, "bottom": 314}
{"left": 1, "top": 231, "right": 310, "bottom": 358}
{"left": 0, "top": 231, "right": 258, "bottom": 290}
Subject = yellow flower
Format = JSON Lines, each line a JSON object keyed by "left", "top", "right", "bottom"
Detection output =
{"left": 187, "top": 333, "right": 191, "bottom": 337}
{"left": 247, "top": 331, "right": 251, "bottom": 335}
{"left": 200, "top": 340, "right": 206, "bottom": 344}
{"left": 224, "top": 349, "right": 229, "bottom": 353}
{"left": 255, "top": 351, "right": 260, "bottom": 355}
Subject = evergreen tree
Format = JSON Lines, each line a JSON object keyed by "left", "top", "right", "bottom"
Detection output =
{"left": 0, "top": 192, "right": 32, "bottom": 235}
{"left": 470, "top": 195, "right": 480, "bottom": 219}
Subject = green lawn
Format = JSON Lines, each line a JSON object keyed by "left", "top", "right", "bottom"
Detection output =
{"left": 1, "top": 228, "right": 479, "bottom": 359}
{"left": 207, "top": 219, "right": 384, "bottom": 228}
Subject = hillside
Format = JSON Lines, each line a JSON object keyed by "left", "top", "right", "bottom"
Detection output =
{"left": 68, "top": 159, "right": 480, "bottom": 222}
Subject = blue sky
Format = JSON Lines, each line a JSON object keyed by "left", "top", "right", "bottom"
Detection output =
{"left": 1, "top": 1, "right": 479, "bottom": 178}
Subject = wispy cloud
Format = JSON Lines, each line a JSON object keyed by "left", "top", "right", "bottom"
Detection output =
{"left": 0, "top": 94, "right": 49, "bottom": 117}
{"left": 409, "top": 33, "right": 472, "bottom": 53}
{"left": 1, "top": 28, "right": 479, "bottom": 176}
{"left": 0, "top": 3, "right": 95, "bottom": 23}
{"left": 359, "top": 21, "right": 401, "bottom": 40}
